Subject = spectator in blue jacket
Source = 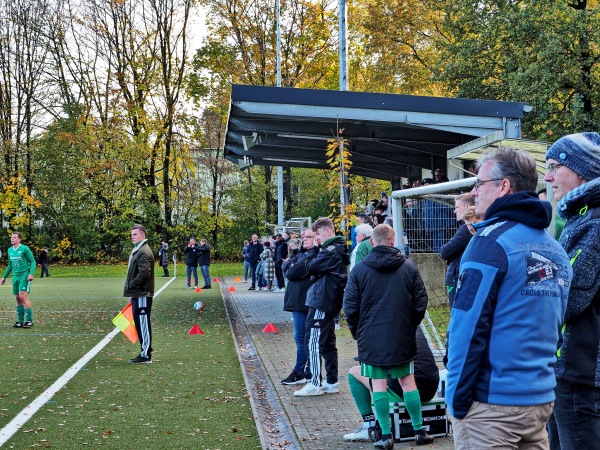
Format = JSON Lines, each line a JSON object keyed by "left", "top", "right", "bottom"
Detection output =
{"left": 446, "top": 148, "right": 572, "bottom": 449}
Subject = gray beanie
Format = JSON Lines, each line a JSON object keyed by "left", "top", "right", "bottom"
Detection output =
{"left": 546, "top": 132, "right": 600, "bottom": 181}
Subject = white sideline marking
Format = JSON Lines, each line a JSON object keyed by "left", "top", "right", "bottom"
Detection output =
{"left": 0, "top": 275, "right": 176, "bottom": 446}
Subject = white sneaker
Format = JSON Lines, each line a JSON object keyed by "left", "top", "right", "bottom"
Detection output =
{"left": 343, "top": 422, "right": 370, "bottom": 441}
{"left": 293, "top": 383, "right": 323, "bottom": 397}
{"left": 321, "top": 381, "right": 339, "bottom": 394}
{"left": 243, "top": 280, "right": 248, "bottom": 283}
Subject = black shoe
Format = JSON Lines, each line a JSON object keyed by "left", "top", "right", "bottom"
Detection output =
{"left": 248, "top": 287, "right": 255, "bottom": 290}
{"left": 12, "top": 322, "right": 23, "bottom": 328}
{"left": 202, "top": 285, "right": 212, "bottom": 289}
{"left": 368, "top": 422, "right": 382, "bottom": 442}
{"left": 129, "top": 354, "right": 152, "bottom": 364}
{"left": 22, "top": 321, "right": 33, "bottom": 328}
{"left": 414, "top": 430, "right": 434, "bottom": 446}
{"left": 374, "top": 434, "right": 394, "bottom": 449}
{"left": 281, "top": 371, "right": 308, "bottom": 385}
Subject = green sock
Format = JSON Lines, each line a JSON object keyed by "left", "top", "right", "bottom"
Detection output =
{"left": 16, "top": 305, "right": 25, "bottom": 323}
{"left": 403, "top": 389, "right": 423, "bottom": 431}
{"left": 25, "top": 308, "right": 32, "bottom": 322}
{"left": 372, "top": 391, "right": 391, "bottom": 435}
{"left": 348, "top": 373, "right": 374, "bottom": 417}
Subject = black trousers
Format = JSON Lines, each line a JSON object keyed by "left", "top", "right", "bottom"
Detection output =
{"left": 304, "top": 307, "right": 338, "bottom": 386}
{"left": 275, "top": 260, "right": 285, "bottom": 288}
{"left": 132, "top": 296, "right": 153, "bottom": 357}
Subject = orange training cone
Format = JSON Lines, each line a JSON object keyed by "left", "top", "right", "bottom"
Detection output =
{"left": 262, "top": 323, "right": 279, "bottom": 333}
{"left": 188, "top": 324, "right": 204, "bottom": 335}
{"left": 213, "top": 277, "right": 219, "bottom": 283}
{"left": 195, "top": 286, "right": 202, "bottom": 293}
{"left": 234, "top": 277, "right": 241, "bottom": 283}
{"left": 228, "top": 286, "right": 236, "bottom": 292}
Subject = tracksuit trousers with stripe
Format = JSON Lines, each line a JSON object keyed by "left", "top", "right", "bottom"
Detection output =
{"left": 305, "top": 307, "right": 338, "bottom": 386}
{"left": 132, "top": 296, "right": 153, "bottom": 358}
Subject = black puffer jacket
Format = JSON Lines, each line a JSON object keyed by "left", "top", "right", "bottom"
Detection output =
{"left": 343, "top": 245, "right": 428, "bottom": 366}
{"left": 304, "top": 236, "right": 349, "bottom": 316}
{"left": 440, "top": 222, "right": 472, "bottom": 286}
{"left": 282, "top": 248, "right": 310, "bottom": 313}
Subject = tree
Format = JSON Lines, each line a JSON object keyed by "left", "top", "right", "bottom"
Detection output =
{"left": 436, "top": 0, "right": 600, "bottom": 139}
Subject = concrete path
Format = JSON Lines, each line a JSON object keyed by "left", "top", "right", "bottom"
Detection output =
{"left": 220, "top": 277, "right": 455, "bottom": 450}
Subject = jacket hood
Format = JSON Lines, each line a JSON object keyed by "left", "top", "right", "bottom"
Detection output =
{"left": 557, "top": 177, "right": 600, "bottom": 219}
{"left": 362, "top": 245, "right": 406, "bottom": 272}
{"left": 483, "top": 191, "right": 552, "bottom": 229}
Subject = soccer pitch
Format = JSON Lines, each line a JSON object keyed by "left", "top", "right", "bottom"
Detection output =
{"left": 0, "top": 275, "right": 261, "bottom": 449}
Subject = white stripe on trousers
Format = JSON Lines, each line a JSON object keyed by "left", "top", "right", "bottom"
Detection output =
{"left": 136, "top": 296, "right": 151, "bottom": 357}
{"left": 308, "top": 309, "right": 326, "bottom": 386}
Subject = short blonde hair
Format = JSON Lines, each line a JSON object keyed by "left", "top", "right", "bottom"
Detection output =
{"left": 371, "top": 224, "right": 395, "bottom": 246}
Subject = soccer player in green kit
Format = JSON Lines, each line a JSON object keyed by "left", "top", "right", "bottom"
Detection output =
{"left": 1, "top": 232, "right": 36, "bottom": 328}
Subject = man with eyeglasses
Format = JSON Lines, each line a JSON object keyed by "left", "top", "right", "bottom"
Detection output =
{"left": 445, "top": 147, "right": 572, "bottom": 449}
{"left": 543, "top": 132, "right": 600, "bottom": 450}
{"left": 280, "top": 228, "right": 316, "bottom": 385}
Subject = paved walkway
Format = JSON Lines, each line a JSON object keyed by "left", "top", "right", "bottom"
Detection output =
{"left": 220, "top": 277, "right": 455, "bottom": 450}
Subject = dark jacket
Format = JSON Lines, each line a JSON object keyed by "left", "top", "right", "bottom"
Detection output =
{"left": 184, "top": 244, "right": 201, "bottom": 267}
{"left": 275, "top": 239, "right": 289, "bottom": 263}
{"left": 555, "top": 177, "right": 600, "bottom": 387}
{"left": 440, "top": 222, "right": 472, "bottom": 286}
{"left": 282, "top": 248, "right": 311, "bottom": 313}
{"left": 158, "top": 244, "right": 169, "bottom": 266}
{"left": 343, "top": 245, "right": 428, "bottom": 366}
{"left": 247, "top": 241, "right": 264, "bottom": 264}
{"left": 197, "top": 244, "right": 211, "bottom": 266}
{"left": 124, "top": 239, "right": 155, "bottom": 298}
{"left": 305, "top": 236, "right": 350, "bottom": 316}
{"left": 38, "top": 250, "right": 48, "bottom": 264}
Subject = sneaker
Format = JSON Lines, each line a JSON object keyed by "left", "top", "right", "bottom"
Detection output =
{"left": 293, "top": 383, "right": 323, "bottom": 397}
{"left": 184, "top": 285, "right": 191, "bottom": 289}
{"left": 321, "top": 381, "right": 339, "bottom": 394}
{"left": 281, "top": 371, "right": 308, "bottom": 385}
{"left": 414, "top": 430, "right": 434, "bottom": 446}
{"left": 374, "top": 434, "right": 394, "bottom": 449}
{"left": 12, "top": 321, "right": 23, "bottom": 328}
{"left": 129, "top": 354, "right": 152, "bottom": 364}
{"left": 22, "top": 321, "right": 33, "bottom": 328}
{"left": 202, "top": 285, "right": 212, "bottom": 289}
{"left": 248, "top": 287, "right": 256, "bottom": 290}
{"left": 194, "top": 286, "right": 198, "bottom": 289}
{"left": 343, "top": 422, "right": 370, "bottom": 441}
{"left": 243, "top": 279, "right": 248, "bottom": 283}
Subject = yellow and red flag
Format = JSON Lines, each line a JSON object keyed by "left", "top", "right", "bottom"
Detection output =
{"left": 112, "top": 303, "right": 138, "bottom": 343}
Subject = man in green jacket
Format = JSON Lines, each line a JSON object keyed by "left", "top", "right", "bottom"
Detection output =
{"left": 1, "top": 232, "right": 36, "bottom": 328}
{"left": 124, "top": 224, "right": 155, "bottom": 364}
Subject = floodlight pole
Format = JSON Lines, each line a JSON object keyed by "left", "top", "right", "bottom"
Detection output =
{"left": 339, "top": 0, "right": 348, "bottom": 231}
{"left": 276, "top": 0, "right": 284, "bottom": 226}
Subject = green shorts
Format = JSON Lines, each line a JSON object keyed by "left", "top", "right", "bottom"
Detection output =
{"left": 360, "top": 361, "right": 414, "bottom": 380}
{"left": 12, "top": 275, "right": 30, "bottom": 295}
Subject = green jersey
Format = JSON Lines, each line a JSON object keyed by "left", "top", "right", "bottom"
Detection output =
{"left": 3, "top": 244, "right": 36, "bottom": 279}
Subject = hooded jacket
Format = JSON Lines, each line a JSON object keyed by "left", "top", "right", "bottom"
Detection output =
{"left": 440, "top": 222, "right": 472, "bottom": 287}
{"left": 124, "top": 239, "right": 155, "bottom": 298}
{"left": 343, "top": 245, "right": 428, "bottom": 366}
{"left": 554, "top": 177, "right": 600, "bottom": 387}
{"left": 445, "top": 192, "right": 572, "bottom": 420}
{"left": 304, "top": 236, "right": 349, "bottom": 315}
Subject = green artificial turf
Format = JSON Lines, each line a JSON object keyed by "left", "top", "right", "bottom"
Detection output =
{"left": 0, "top": 267, "right": 261, "bottom": 449}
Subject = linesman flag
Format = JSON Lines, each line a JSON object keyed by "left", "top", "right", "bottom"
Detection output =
{"left": 112, "top": 303, "right": 138, "bottom": 343}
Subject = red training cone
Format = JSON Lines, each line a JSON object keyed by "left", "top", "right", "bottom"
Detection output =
{"left": 195, "top": 286, "right": 202, "bottom": 293}
{"left": 262, "top": 323, "right": 279, "bottom": 333}
{"left": 228, "top": 286, "right": 236, "bottom": 292}
{"left": 234, "top": 277, "right": 241, "bottom": 283}
{"left": 213, "top": 277, "right": 219, "bottom": 283}
{"left": 188, "top": 324, "right": 204, "bottom": 335}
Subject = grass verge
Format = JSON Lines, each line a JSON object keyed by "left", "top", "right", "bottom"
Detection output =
{"left": 0, "top": 267, "right": 260, "bottom": 449}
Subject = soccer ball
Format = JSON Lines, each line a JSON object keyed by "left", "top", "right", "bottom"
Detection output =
{"left": 193, "top": 301, "right": 204, "bottom": 311}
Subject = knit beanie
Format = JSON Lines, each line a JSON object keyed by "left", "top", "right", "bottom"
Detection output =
{"left": 546, "top": 132, "right": 600, "bottom": 181}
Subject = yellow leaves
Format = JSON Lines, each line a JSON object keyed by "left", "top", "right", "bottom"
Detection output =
{"left": 0, "top": 175, "right": 41, "bottom": 231}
